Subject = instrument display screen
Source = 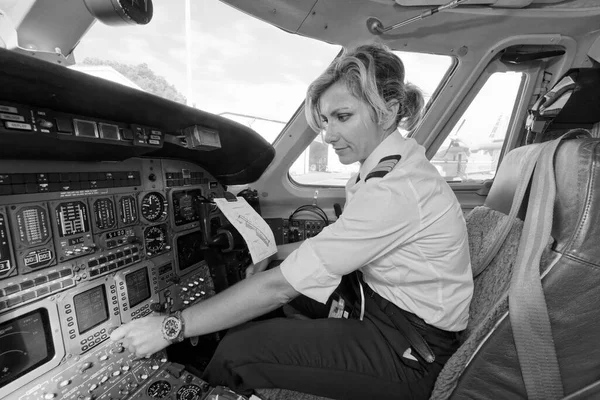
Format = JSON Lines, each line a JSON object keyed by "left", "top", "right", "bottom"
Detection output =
{"left": 0, "top": 213, "right": 13, "bottom": 277}
{"left": 177, "top": 231, "right": 204, "bottom": 271}
{"left": 0, "top": 309, "right": 55, "bottom": 390}
{"left": 93, "top": 198, "right": 116, "bottom": 230}
{"left": 15, "top": 206, "right": 50, "bottom": 246}
{"left": 56, "top": 201, "right": 89, "bottom": 237}
{"left": 119, "top": 196, "right": 138, "bottom": 225}
{"left": 125, "top": 267, "right": 151, "bottom": 308}
{"left": 74, "top": 285, "right": 109, "bottom": 334}
{"left": 173, "top": 189, "right": 202, "bottom": 226}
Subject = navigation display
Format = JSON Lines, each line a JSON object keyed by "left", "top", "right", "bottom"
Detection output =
{"left": 173, "top": 189, "right": 202, "bottom": 226}
{"left": 0, "top": 309, "right": 54, "bottom": 390}
{"left": 177, "top": 231, "right": 204, "bottom": 271}
{"left": 73, "top": 285, "right": 109, "bottom": 334}
{"left": 125, "top": 267, "right": 151, "bottom": 308}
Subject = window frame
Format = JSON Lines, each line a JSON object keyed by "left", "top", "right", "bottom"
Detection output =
{"left": 426, "top": 59, "right": 542, "bottom": 189}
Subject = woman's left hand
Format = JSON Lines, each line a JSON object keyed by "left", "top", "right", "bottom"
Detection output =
{"left": 110, "top": 314, "right": 170, "bottom": 358}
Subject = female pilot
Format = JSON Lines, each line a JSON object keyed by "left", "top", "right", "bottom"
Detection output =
{"left": 111, "top": 43, "right": 473, "bottom": 400}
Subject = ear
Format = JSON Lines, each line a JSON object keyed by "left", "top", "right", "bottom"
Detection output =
{"left": 382, "top": 100, "right": 400, "bottom": 130}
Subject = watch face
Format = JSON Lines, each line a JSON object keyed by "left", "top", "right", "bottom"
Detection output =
{"left": 163, "top": 316, "right": 181, "bottom": 340}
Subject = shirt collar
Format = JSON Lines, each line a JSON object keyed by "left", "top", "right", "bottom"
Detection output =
{"left": 359, "top": 130, "right": 406, "bottom": 179}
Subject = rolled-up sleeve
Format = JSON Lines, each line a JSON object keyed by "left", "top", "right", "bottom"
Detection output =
{"left": 280, "top": 174, "right": 422, "bottom": 303}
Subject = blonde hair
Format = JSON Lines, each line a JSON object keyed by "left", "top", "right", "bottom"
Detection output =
{"left": 306, "top": 43, "right": 424, "bottom": 134}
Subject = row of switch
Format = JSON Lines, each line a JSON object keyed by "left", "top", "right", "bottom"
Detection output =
{"left": 0, "top": 268, "right": 73, "bottom": 311}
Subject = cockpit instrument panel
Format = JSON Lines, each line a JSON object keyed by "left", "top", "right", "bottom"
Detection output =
{"left": 0, "top": 154, "right": 228, "bottom": 400}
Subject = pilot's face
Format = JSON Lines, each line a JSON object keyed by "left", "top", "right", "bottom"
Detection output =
{"left": 319, "top": 81, "right": 387, "bottom": 165}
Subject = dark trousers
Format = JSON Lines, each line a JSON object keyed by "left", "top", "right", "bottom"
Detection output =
{"left": 202, "top": 275, "right": 460, "bottom": 400}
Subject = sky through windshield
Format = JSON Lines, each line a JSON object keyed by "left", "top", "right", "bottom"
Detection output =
{"left": 75, "top": 1, "right": 341, "bottom": 125}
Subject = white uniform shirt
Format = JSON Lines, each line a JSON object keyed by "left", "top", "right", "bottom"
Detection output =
{"left": 280, "top": 131, "right": 473, "bottom": 331}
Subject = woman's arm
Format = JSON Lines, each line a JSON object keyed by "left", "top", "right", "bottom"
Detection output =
{"left": 273, "top": 241, "right": 303, "bottom": 259}
{"left": 110, "top": 266, "right": 299, "bottom": 358}
{"left": 245, "top": 241, "right": 304, "bottom": 278}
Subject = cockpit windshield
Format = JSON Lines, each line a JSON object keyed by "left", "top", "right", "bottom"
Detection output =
{"left": 73, "top": 1, "right": 340, "bottom": 143}
{"left": 73, "top": 1, "right": 452, "bottom": 145}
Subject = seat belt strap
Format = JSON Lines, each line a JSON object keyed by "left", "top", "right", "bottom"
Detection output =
{"left": 474, "top": 144, "right": 544, "bottom": 277}
{"left": 508, "top": 133, "right": 575, "bottom": 400}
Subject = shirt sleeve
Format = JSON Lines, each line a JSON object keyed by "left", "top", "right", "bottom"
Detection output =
{"left": 280, "top": 173, "right": 422, "bottom": 303}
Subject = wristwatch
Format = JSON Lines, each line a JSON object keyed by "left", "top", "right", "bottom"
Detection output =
{"left": 161, "top": 310, "right": 186, "bottom": 344}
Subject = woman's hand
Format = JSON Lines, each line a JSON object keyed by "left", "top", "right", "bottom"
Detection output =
{"left": 110, "top": 314, "right": 170, "bottom": 358}
{"left": 245, "top": 257, "right": 271, "bottom": 279}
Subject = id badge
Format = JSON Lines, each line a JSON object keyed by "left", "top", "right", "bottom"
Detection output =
{"left": 328, "top": 294, "right": 350, "bottom": 319}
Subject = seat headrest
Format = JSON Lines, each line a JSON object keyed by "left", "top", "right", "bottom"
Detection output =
{"left": 484, "top": 144, "right": 542, "bottom": 219}
{"left": 486, "top": 138, "right": 600, "bottom": 261}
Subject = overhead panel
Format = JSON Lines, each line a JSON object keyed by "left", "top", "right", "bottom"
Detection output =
{"left": 219, "top": 0, "right": 317, "bottom": 34}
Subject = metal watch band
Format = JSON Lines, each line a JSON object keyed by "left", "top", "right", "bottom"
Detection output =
{"left": 173, "top": 310, "right": 185, "bottom": 343}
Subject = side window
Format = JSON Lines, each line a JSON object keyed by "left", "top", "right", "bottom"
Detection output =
{"left": 431, "top": 71, "right": 524, "bottom": 183}
{"left": 290, "top": 51, "right": 454, "bottom": 187}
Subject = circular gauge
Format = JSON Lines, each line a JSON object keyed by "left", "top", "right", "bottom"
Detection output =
{"left": 147, "top": 380, "right": 172, "bottom": 398}
{"left": 144, "top": 225, "right": 168, "bottom": 254}
{"left": 177, "top": 384, "right": 203, "bottom": 400}
{"left": 141, "top": 192, "right": 167, "bottom": 222}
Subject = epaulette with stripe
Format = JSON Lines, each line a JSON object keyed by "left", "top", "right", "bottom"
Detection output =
{"left": 365, "top": 155, "right": 402, "bottom": 181}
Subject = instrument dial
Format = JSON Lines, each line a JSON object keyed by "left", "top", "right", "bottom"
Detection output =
{"left": 141, "top": 192, "right": 167, "bottom": 222}
{"left": 177, "top": 384, "right": 203, "bottom": 400}
{"left": 144, "top": 225, "right": 168, "bottom": 254}
{"left": 147, "top": 380, "right": 172, "bottom": 398}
